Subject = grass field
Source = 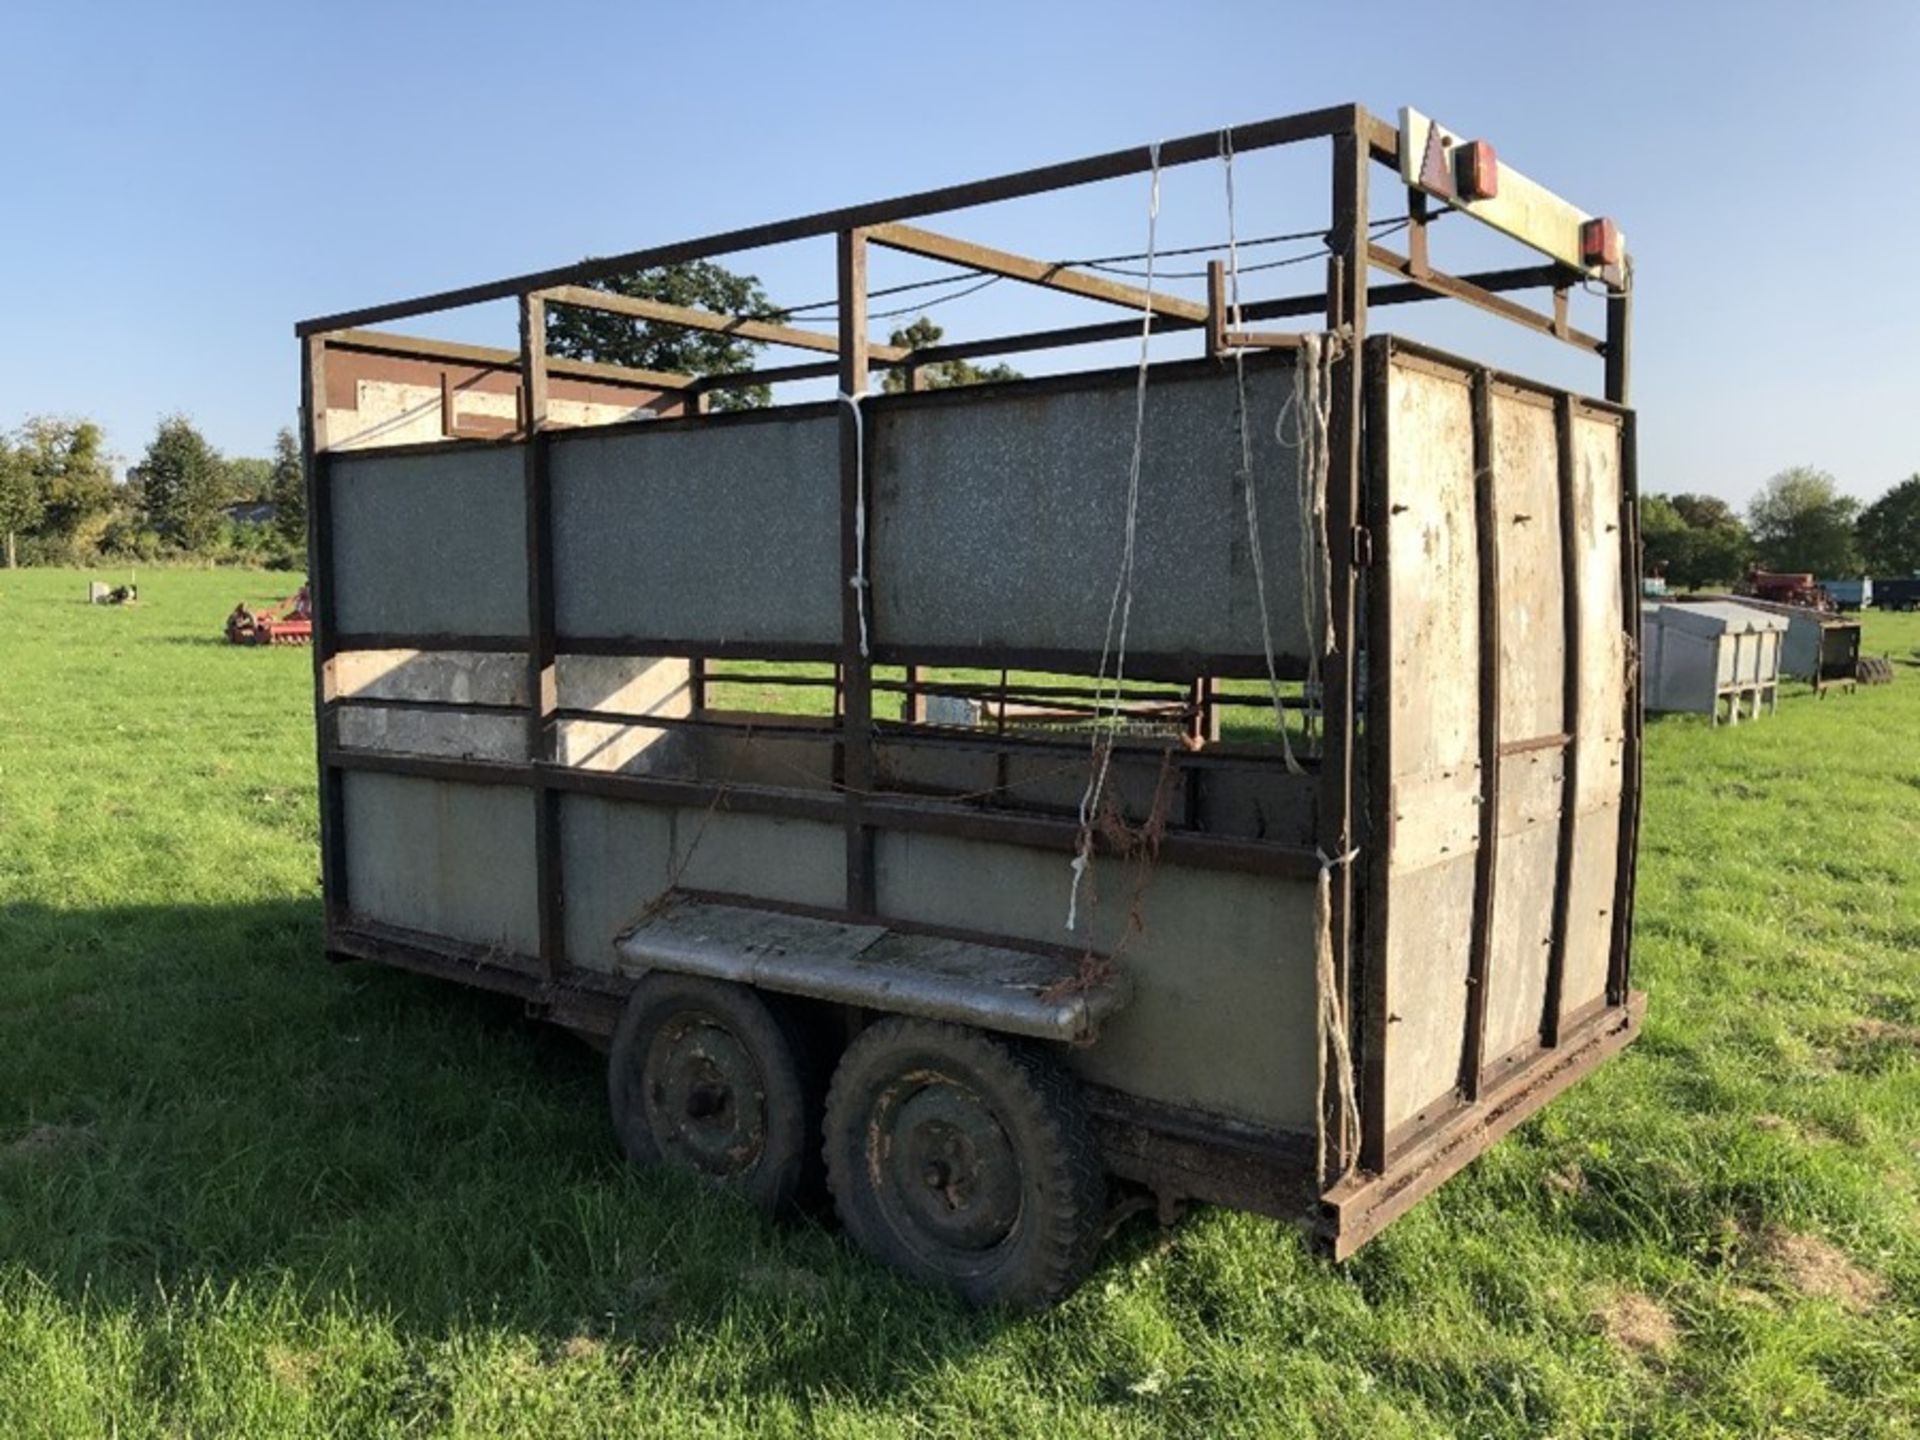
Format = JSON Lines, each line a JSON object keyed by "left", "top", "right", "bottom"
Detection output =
{"left": 1, "top": 566, "right": 1915, "bottom": 1438}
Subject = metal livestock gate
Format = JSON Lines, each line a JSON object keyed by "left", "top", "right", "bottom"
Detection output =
{"left": 296, "top": 103, "right": 1642, "bottom": 1304}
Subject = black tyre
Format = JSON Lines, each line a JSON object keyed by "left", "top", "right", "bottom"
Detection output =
{"left": 823, "top": 1018, "right": 1105, "bottom": 1309}
{"left": 607, "top": 973, "right": 815, "bottom": 1216}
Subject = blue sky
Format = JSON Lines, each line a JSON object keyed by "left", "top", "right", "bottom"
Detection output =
{"left": 2, "top": 0, "right": 1913, "bottom": 506}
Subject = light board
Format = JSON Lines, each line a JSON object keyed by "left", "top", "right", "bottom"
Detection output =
{"left": 1399, "top": 107, "right": 1626, "bottom": 280}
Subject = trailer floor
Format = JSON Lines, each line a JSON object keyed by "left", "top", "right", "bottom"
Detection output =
{"left": 1, "top": 567, "right": 1915, "bottom": 1439}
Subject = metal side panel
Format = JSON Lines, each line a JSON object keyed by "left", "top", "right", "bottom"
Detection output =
{"left": 330, "top": 445, "right": 527, "bottom": 637}
{"left": 549, "top": 414, "right": 840, "bottom": 644}
{"left": 1379, "top": 356, "right": 1480, "bottom": 1136}
{"left": 868, "top": 360, "right": 1311, "bottom": 656}
{"left": 1560, "top": 409, "right": 1628, "bottom": 1019}
{"left": 340, "top": 771, "right": 537, "bottom": 953}
{"left": 1484, "top": 388, "right": 1567, "bottom": 1064}
{"left": 558, "top": 795, "right": 846, "bottom": 975}
{"left": 872, "top": 829, "right": 1320, "bottom": 1132}
{"left": 1369, "top": 342, "right": 1640, "bottom": 1156}
{"left": 615, "top": 897, "right": 1130, "bottom": 1043}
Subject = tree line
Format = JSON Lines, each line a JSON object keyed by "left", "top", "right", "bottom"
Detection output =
{"left": 1642, "top": 466, "right": 1920, "bottom": 590}
{"left": 0, "top": 415, "right": 305, "bottom": 569}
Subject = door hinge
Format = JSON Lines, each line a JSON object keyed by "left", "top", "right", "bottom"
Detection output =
{"left": 1352, "top": 524, "right": 1374, "bottom": 568}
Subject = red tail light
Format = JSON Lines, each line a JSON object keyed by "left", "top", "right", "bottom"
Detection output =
{"left": 1581, "top": 217, "right": 1622, "bottom": 267}
{"left": 1452, "top": 140, "right": 1499, "bottom": 201}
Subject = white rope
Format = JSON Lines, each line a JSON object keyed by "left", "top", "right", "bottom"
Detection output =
{"left": 839, "top": 391, "right": 870, "bottom": 658}
{"left": 1314, "top": 844, "right": 1362, "bottom": 1181}
{"left": 1221, "top": 129, "right": 1303, "bottom": 776}
{"left": 1067, "top": 139, "right": 1162, "bottom": 933}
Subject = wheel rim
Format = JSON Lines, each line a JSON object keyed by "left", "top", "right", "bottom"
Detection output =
{"left": 639, "top": 1011, "right": 767, "bottom": 1179}
{"left": 873, "top": 1074, "right": 1022, "bottom": 1253}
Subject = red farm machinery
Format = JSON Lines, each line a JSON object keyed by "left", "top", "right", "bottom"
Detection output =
{"left": 225, "top": 584, "right": 313, "bottom": 646}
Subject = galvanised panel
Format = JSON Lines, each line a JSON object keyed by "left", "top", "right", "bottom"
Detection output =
{"left": 559, "top": 794, "right": 675, "bottom": 973}
{"left": 873, "top": 830, "right": 1319, "bottom": 1131}
{"left": 559, "top": 798, "right": 846, "bottom": 974}
{"left": 341, "top": 772, "right": 537, "bottom": 952}
{"left": 869, "top": 364, "right": 1309, "bottom": 656}
{"left": 550, "top": 416, "right": 840, "bottom": 644}
{"left": 331, "top": 446, "right": 528, "bottom": 637}
{"left": 1380, "top": 359, "right": 1480, "bottom": 1134}
{"left": 1490, "top": 391, "right": 1565, "bottom": 742}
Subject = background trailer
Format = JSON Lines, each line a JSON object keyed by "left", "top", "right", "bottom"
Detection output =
{"left": 296, "top": 102, "right": 1642, "bottom": 1307}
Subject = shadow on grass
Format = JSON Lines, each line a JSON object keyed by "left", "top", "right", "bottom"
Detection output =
{"left": 0, "top": 898, "right": 1014, "bottom": 1396}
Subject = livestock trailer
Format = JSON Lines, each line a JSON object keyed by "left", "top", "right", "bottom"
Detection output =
{"left": 1641, "top": 601, "right": 1786, "bottom": 722}
{"left": 296, "top": 103, "right": 1642, "bottom": 1307}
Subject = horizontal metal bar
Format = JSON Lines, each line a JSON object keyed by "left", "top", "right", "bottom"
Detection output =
{"left": 870, "top": 643, "right": 1310, "bottom": 684}
{"left": 324, "top": 327, "right": 693, "bottom": 391}
{"left": 541, "top": 284, "right": 909, "bottom": 363}
{"left": 560, "top": 635, "right": 842, "bottom": 662}
{"left": 1497, "top": 731, "right": 1570, "bottom": 757}
{"left": 1320, "top": 994, "right": 1644, "bottom": 1258}
{"left": 333, "top": 632, "right": 527, "bottom": 653}
{"left": 689, "top": 264, "right": 1575, "bottom": 392}
{"left": 1366, "top": 245, "right": 1604, "bottom": 354}
{"left": 552, "top": 707, "right": 837, "bottom": 741}
{"left": 868, "top": 222, "right": 1211, "bottom": 323}
{"left": 295, "top": 105, "right": 1358, "bottom": 336}
{"left": 873, "top": 717, "right": 1313, "bottom": 776}
{"left": 873, "top": 676, "right": 1190, "bottom": 703}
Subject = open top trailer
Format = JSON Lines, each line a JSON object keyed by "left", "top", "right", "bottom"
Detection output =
{"left": 296, "top": 103, "right": 1641, "bottom": 1307}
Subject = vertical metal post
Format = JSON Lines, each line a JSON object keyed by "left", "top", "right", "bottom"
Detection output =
{"left": 1609, "top": 405, "right": 1641, "bottom": 1006}
{"left": 1605, "top": 283, "right": 1632, "bottom": 406}
{"left": 1543, "top": 392, "right": 1583, "bottom": 1046}
{"left": 1205, "top": 259, "right": 1228, "bottom": 359}
{"left": 1325, "top": 113, "right": 1370, "bottom": 1180}
{"left": 521, "top": 292, "right": 564, "bottom": 980}
{"left": 1406, "top": 188, "right": 1430, "bottom": 279}
{"left": 1606, "top": 270, "right": 1639, "bottom": 1005}
{"left": 837, "top": 230, "right": 876, "bottom": 915}
{"left": 1460, "top": 369, "right": 1500, "bottom": 1100}
{"left": 302, "top": 335, "right": 346, "bottom": 938}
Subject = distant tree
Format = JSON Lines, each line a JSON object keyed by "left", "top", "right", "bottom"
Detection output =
{"left": 1855, "top": 474, "right": 1920, "bottom": 577}
{"left": 220, "top": 455, "right": 274, "bottom": 504}
{"left": 0, "top": 436, "right": 43, "bottom": 569}
{"left": 13, "top": 417, "right": 117, "bottom": 549}
{"left": 1638, "top": 494, "right": 1687, "bottom": 581}
{"left": 1747, "top": 466, "right": 1860, "bottom": 577}
{"left": 879, "top": 316, "right": 1022, "bottom": 394}
{"left": 139, "top": 416, "right": 226, "bottom": 552}
{"left": 546, "top": 259, "right": 778, "bottom": 412}
{"left": 1639, "top": 491, "right": 1751, "bottom": 590}
{"left": 268, "top": 427, "right": 306, "bottom": 550}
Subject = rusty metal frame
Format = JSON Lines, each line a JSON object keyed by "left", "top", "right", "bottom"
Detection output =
{"left": 300, "top": 102, "right": 1637, "bottom": 1257}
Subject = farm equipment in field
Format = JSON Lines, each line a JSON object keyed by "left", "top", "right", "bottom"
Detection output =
{"left": 225, "top": 584, "right": 313, "bottom": 645}
{"left": 1821, "top": 577, "right": 1872, "bottom": 612}
{"left": 1740, "top": 568, "right": 1831, "bottom": 611}
{"left": 1873, "top": 576, "right": 1920, "bottom": 611}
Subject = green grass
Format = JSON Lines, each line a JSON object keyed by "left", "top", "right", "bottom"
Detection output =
{"left": 1, "top": 566, "right": 1915, "bottom": 1438}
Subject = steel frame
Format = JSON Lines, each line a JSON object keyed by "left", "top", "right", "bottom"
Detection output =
{"left": 298, "top": 103, "right": 1640, "bottom": 1252}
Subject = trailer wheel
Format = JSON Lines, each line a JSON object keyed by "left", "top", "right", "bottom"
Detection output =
{"left": 607, "top": 973, "right": 815, "bottom": 1216}
{"left": 823, "top": 1018, "right": 1105, "bottom": 1309}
